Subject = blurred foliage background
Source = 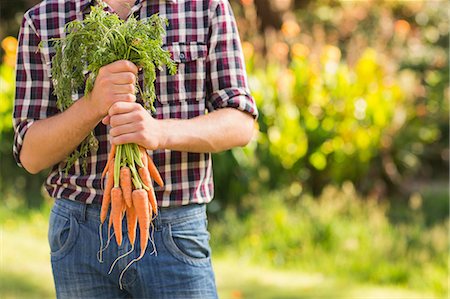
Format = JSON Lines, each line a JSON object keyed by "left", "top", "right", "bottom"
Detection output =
{"left": 0, "top": 0, "right": 448, "bottom": 298}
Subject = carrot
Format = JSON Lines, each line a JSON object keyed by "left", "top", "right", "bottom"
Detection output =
{"left": 132, "top": 189, "right": 151, "bottom": 258}
{"left": 117, "top": 189, "right": 154, "bottom": 290}
{"left": 148, "top": 185, "right": 158, "bottom": 218}
{"left": 138, "top": 166, "right": 158, "bottom": 216}
{"left": 120, "top": 166, "right": 132, "bottom": 208}
{"left": 108, "top": 210, "right": 113, "bottom": 231}
{"left": 126, "top": 204, "right": 137, "bottom": 245}
{"left": 107, "top": 202, "right": 137, "bottom": 275}
{"left": 101, "top": 144, "right": 116, "bottom": 181}
{"left": 111, "top": 187, "right": 124, "bottom": 246}
{"left": 100, "top": 159, "right": 115, "bottom": 224}
{"left": 146, "top": 153, "right": 164, "bottom": 187}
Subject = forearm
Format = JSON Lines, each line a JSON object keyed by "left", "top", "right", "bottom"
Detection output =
{"left": 159, "top": 108, "right": 255, "bottom": 153}
{"left": 20, "top": 96, "right": 102, "bottom": 174}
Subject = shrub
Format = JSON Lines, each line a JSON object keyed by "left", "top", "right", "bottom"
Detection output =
{"left": 209, "top": 183, "right": 448, "bottom": 296}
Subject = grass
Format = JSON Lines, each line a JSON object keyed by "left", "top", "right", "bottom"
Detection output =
{"left": 214, "top": 255, "right": 440, "bottom": 299}
{"left": 210, "top": 183, "right": 449, "bottom": 297}
{"left": 0, "top": 201, "right": 444, "bottom": 299}
{"left": 0, "top": 211, "right": 54, "bottom": 298}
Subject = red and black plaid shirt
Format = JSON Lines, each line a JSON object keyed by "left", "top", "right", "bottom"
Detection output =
{"left": 13, "top": 0, "right": 258, "bottom": 206}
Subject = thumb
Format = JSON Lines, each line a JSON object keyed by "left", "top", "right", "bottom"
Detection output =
{"left": 102, "top": 115, "right": 110, "bottom": 125}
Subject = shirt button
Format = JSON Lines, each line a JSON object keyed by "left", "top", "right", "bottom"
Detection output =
{"left": 179, "top": 52, "right": 185, "bottom": 60}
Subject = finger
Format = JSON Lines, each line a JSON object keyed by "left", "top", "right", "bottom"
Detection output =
{"left": 111, "top": 94, "right": 137, "bottom": 106}
{"left": 102, "top": 60, "right": 138, "bottom": 74}
{"left": 112, "top": 83, "right": 135, "bottom": 95}
{"left": 110, "top": 123, "right": 144, "bottom": 138}
{"left": 110, "top": 112, "right": 140, "bottom": 127}
{"left": 111, "top": 132, "right": 146, "bottom": 147}
{"left": 102, "top": 115, "right": 110, "bottom": 125}
{"left": 108, "top": 72, "right": 137, "bottom": 85}
{"left": 108, "top": 101, "right": 141, "bottom": 116}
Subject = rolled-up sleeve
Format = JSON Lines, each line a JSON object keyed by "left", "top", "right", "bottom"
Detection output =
{"left": 13, "top": 13, "right": 57, "bottom": 167}
{"left": 206, "top": 0, "right": 258, "bottom": 119}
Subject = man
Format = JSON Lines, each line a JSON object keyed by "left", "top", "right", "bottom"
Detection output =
{"left": 13, "top": 0, "right": 257, "bottom": 298}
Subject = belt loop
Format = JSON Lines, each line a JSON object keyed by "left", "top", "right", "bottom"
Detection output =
{"left": 79, "top": 203, "right": 87, "bottom": 223}
{"left": 154, "top": 209, "right": 161, "bottom": 230}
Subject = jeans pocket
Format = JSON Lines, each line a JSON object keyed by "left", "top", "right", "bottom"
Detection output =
{"left": 48, "top": 208, "right": 80, "bottom": 262}
{"left": 162, "top": 216, "right": 211, "bottom": 266}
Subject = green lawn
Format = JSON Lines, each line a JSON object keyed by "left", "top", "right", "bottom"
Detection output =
{"left": 0, "top": 208, "right": 440, "bottom": 299}
{"left": 214, "top": 256, "right": 439, "bottom": 299}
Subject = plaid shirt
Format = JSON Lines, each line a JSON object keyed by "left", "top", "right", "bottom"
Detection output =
{"left": 13, "top": 0, "right": 258, "bottom": 206}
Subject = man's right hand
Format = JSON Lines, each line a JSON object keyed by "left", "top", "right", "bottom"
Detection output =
{"left": 19, "top": 60, "right": 139, "bottom": 173}
{"left": 88, "top": 60, "right": 139, "bottom": 119}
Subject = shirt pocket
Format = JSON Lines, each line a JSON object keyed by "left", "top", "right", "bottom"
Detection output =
{"left": 156, "top": 42, "right": 208, "bottom": 104}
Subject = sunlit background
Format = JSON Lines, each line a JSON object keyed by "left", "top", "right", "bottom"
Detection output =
{"left": 0, "top": 0, "right": 448, "bottom": 298}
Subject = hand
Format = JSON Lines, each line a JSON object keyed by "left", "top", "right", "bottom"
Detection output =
{"left": 87, "top": 60, "right": 138, "bottom": 119}
{"left": 102, "top": 102, "right": 165, "bottom": 150}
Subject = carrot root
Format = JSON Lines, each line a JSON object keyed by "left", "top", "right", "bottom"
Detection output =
{"left": 146, "top": 154, "right": 164, "bottom": 187}
{"left": 100, "top": 159, "right": 115, "bottom": 224}
{"left": 101, "top": 144, "right": 117, "bottom": 189}
{"left": 132, "top": 189, "right": 151, "bottom": 259}
{"left": 111, "top": 187, "right": 124, "bottom": 246}
{"left": 138, "top": 167, "right": 158, "bottom": 216}
{"left": 149, "top": 222, "right": 157, "bottom": 256}
{"left": 97, "top": 223, "right": 104, "bottom": 262}
{"left": 97, "top": 228, "right": 116, "bottom": 262}
{"left": 108, "top": 244, "right": 134, "bottom": 275}
{"left": 120, "top": 166, "right": 133, "bottom": 208}
{"left": 118, "top": 255, "right": 142, "bottom": 290}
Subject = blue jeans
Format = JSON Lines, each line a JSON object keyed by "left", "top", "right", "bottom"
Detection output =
{"left": 48, "top": 198, "right": 218, "bottom": 298}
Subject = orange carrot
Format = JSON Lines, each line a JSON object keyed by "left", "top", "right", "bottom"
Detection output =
{"left": 120, "top": 166, "right": 132, "bottom": 208}
{"left": 111, "top": 187, "right": 124, "bottom": 246}
{"left": 126, "top": 204, "right": 138, "bottom": 245}
{"left": 146, "top": 153, "right": 164, "bottom": 187}
{"left": 107, "top": 203, "right": 137, "bottom": 275}
{"left": 132, "top": 189, "right": 151, "bottom": 258}
{"left": 148, "top": 185, "right": 158, "bottom": 218}
{"left": 138, "top": 167, "right": 158, "bottom": 216}
{"left": 101, "top": 144, "right": 116, "bottom": 180}
{"left": 108, "top": 213, "right": 113, "bottom": 233}
{"left": 100, "top": 159, "right": 115, "bottom": 224}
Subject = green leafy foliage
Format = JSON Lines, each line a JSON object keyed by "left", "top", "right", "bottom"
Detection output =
{"left": 212, "top": 1, "right": 448, "bottom": 207}
{"left": 0, "top": 60, "right": 47, "bottom": 208}
{"left": 0, "top": 64, "right": 14, "bottom": 133}
{"left": 49, "top": 2, "right": 176, "bottom": 172}
{"left": 210, "top": 183, "right": 449, "bottom": 296}
{"left": 266, "top": 47, "right": 407, "bottom": 190}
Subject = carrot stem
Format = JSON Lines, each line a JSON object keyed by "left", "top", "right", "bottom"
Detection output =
{"left": 129, "top": 163, "right": 142, "bottom": 189}
{"left": 133, "top": 144, "right": 144, "bottom": 168}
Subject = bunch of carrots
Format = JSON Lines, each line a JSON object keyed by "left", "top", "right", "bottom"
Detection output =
{"left": 98, "top": 143, "right": 163, "bottom": 287}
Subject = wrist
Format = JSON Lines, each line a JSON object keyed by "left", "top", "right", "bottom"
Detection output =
{"left": 78, "top": 95, "right": 104, "bottom": 124}
{"left": 155, "top": 119, "right": 172, "bottom": 150}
